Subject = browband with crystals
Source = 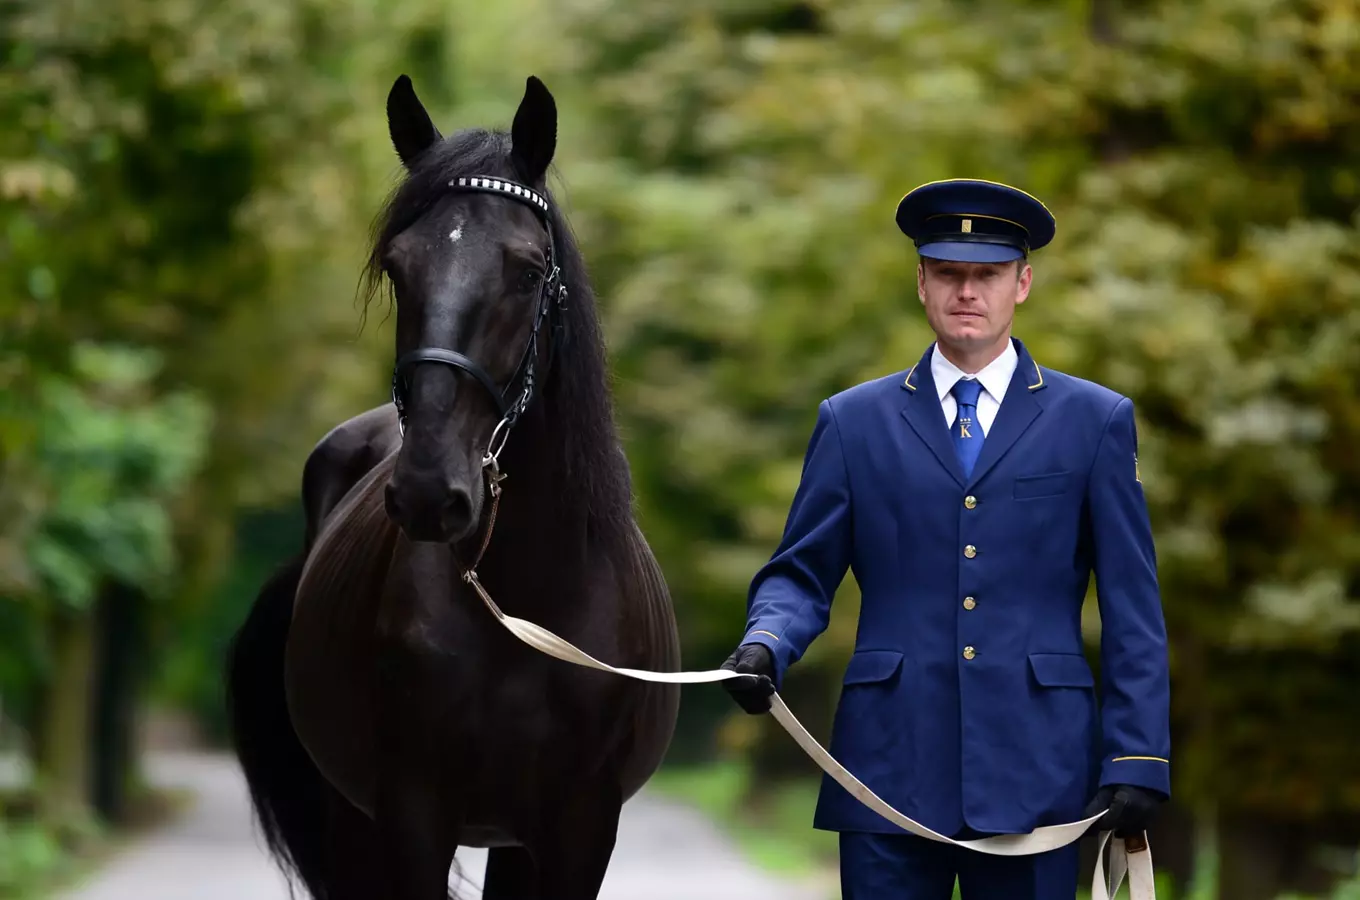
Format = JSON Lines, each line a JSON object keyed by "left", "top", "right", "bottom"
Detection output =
{"left": 449, "top": 176, "right": 550, "bottom": 215}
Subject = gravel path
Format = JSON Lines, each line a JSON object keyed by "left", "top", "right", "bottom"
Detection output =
{"left": 54, "top": 752, "right": 831, "bottom": 900}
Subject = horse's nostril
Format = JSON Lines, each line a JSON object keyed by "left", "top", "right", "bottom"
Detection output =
{"left": 385, "top": 472, "right": 476, "bottom": 543}
{"left": 442, "top": 486, "right": 475, "bottom": 535}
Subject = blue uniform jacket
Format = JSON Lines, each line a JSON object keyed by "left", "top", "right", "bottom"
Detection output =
{"left": 740, "top": 338, "right": 1171, "bottom": 838}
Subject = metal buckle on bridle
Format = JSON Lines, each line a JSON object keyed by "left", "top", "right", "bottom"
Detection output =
{"left": 479, "top": 397, "right": 521, "bottom": 498}
{"left": 392, "top": 377, "right": 409, "bottom": 438}
{"left": 482, "top": 414, "right": 514, "bottom": 471}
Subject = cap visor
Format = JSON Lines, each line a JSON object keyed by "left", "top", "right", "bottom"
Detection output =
{"left": 917, "top": 241, "right": 1024, "bottom": 264}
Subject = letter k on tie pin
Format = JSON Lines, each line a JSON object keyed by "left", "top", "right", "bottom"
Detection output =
{"left": 951, "top": 378, "right": 985, "bottom": 479}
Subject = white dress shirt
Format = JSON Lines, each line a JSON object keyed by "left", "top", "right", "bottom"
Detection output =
{"left": 930, "top": 340, "right": 1017, "bottom": 436}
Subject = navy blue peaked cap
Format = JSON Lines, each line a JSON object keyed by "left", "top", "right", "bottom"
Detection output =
{"left": 896, "top": 179, "right": 1056, "bottom": 263}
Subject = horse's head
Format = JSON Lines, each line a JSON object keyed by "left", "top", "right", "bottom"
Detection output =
{"left": 375, "top": 74, "right": 565, "bottom": 544}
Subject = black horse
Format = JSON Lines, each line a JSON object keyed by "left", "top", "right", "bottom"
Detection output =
{"left": 225, "top": 74, "right": 682, "bottom": 900}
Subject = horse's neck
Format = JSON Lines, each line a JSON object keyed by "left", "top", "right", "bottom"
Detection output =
{"left": 471, "top": 424, "right": 590, "bottom": 575}
{"left": 465, "top": 411, "right": 634, "bottom": 610}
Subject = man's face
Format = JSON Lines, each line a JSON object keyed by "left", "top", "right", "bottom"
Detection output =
{"left": 917, "top": 257, "right": 1031, "bottom": 352}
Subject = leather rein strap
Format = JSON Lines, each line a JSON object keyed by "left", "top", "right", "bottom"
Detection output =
{"left": 393, "top": 175, "right": 1155, "bottom": 900}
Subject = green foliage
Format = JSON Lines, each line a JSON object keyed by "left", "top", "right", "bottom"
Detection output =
{"left": 24, "top": 344, "right": 210, "bottom": 611}
{"left": 0, "top": 343, "right": 210, "bottom": 746}
{"left": 0, "top": 820, "right": 65, "bottom": 900}
{"left": 0, "top": 0, "right": 400, "bottom": 587}
{"left": 0, "top": 0, "right": 412, "bottom": 853}
{"left": 1275, "top": 856, "right": 1360, "bottom": 900}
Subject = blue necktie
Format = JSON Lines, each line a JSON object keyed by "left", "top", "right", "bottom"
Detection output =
{"left": 951, "top": 379, "right": 985, "bottom": 478}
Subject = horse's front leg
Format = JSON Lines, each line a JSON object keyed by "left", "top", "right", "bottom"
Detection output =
{"left": 526, "top": 776, "right": 624, "bottom": 900}
{"left": 374, "top": 778, "right": 460, "bottom": 900}
{"left": 318, "top": 786, "right": 393, "bottom": 900}
{"left": 374, "top": 641, "right": 463, "bottom": 900}
{"left": 480, "top": 846, "right": 536, "bottom": 900}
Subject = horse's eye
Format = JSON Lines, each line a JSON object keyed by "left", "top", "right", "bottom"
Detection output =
{"left": 518, "top": 268, "right": 543, "bottom": 293}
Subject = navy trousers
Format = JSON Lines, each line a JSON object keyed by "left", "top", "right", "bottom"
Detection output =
{"left": 839, "top": 830, "right": 1081, "bottom": 900}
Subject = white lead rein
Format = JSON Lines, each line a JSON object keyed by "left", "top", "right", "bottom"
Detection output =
{"left": 463, "top": 572, "right": 1156, "bottom": 899}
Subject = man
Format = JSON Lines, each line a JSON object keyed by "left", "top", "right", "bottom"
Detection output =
{"left": 720, "top": 179, "right": 1171, "bottom": 899}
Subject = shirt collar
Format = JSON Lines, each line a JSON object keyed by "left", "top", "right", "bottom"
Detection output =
{"left": 931, "top": 339, "right": 1018, "bottom": 405}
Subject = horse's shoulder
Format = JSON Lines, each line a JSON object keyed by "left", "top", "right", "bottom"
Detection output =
{"left": 301, "top": 404, "right": 401, "bottom": 543}
{"left": 308, "top": 405, "right": 401, "bottom": 465}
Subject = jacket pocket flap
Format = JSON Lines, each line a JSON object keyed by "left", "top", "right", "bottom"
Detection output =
{"left": 1013, "top": 471, "right": 1071, "bottom": 500}
{"left": 843, "top": 649, "right": 904, "bottom": 685}
{"left": 1029, "top": 652, "right": 1094, "bottom": 688}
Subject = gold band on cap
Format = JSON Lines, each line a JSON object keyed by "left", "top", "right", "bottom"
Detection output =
{"left": 924, "top": 212, "right": 1029, "bottom": 233}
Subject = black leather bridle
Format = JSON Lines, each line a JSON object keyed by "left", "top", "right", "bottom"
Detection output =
{"left": 389, "top": 175, "right": 569, "bottom": 477}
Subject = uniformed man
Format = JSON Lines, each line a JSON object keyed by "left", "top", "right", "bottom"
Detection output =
{"left": 719, "top": 179, "right": 1171, "bottom": 899}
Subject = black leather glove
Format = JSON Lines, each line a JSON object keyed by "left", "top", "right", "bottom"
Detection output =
{"left": 720, "top": 643, "right": 776, "bottom": 714}
{"left": 1083, "top": 784, "right": 1164, "bottom": 837}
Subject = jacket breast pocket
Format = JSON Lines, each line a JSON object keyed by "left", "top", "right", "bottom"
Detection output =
{"left": 1013, "top": 471, "right": 1071, "bottom": 501}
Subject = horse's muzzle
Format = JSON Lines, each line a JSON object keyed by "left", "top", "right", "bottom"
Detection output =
{"left": 384, "top": 474, "right": 476, "bottom": 543}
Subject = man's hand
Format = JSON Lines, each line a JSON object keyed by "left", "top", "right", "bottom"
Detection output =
{"left": 1083, "top": 784, "right": 1165, "bottom": 837}
{"left": 720, "top": 643, "right": 776, "bottom": 714}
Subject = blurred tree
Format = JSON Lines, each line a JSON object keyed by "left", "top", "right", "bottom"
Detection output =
{"left": 0, "top": 0, "right": 400, "bottom": 834}
{"left": 1039, "top": 4, "right": 1360, "bottom": 893}
{"left": 17, "top": 344, "right": 209, "bottom": 832}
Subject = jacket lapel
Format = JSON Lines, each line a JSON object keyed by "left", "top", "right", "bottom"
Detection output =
{"left": 965, "top": 338, "right": 1047, "bottom": 488}
{"left": 899, "top": 344, "right": 966, "bottom": 488}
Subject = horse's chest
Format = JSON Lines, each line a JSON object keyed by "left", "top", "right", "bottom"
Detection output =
{"left": 400, "top": 605, "right": 625, "bottom": 751}
{"left": 453, "top": 663, "right": 622, "bottom": 830}
{"left": 464, "top": 649, "right": 622, "bottom": 743}
{"left": 467, "top": 671, "right": 560, "bottom": 744}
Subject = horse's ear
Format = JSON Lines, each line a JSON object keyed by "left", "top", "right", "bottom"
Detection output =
{"left": 387, "top": 74, "right": 441, "bottom": 169}
{"left": 510, "top": 75, "right": 557, "bottom": 185}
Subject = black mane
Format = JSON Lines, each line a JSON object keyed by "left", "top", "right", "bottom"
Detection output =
{"left": 359, "top": 127, "right": 634, "bottom": 540}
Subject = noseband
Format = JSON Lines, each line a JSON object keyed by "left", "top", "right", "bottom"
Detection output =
{"left": 389, "top": 176, "right": 569, "bottom": 483}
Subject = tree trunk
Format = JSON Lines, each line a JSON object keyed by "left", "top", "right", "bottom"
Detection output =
{"left": 91, "top": 581, "right": 144, "bottom": 824}
{"left": 36, "top": 605, "right": 97, "bottom": 835}
{"left": 1089, "top": 0, "right": 1132, "bottom": 163}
